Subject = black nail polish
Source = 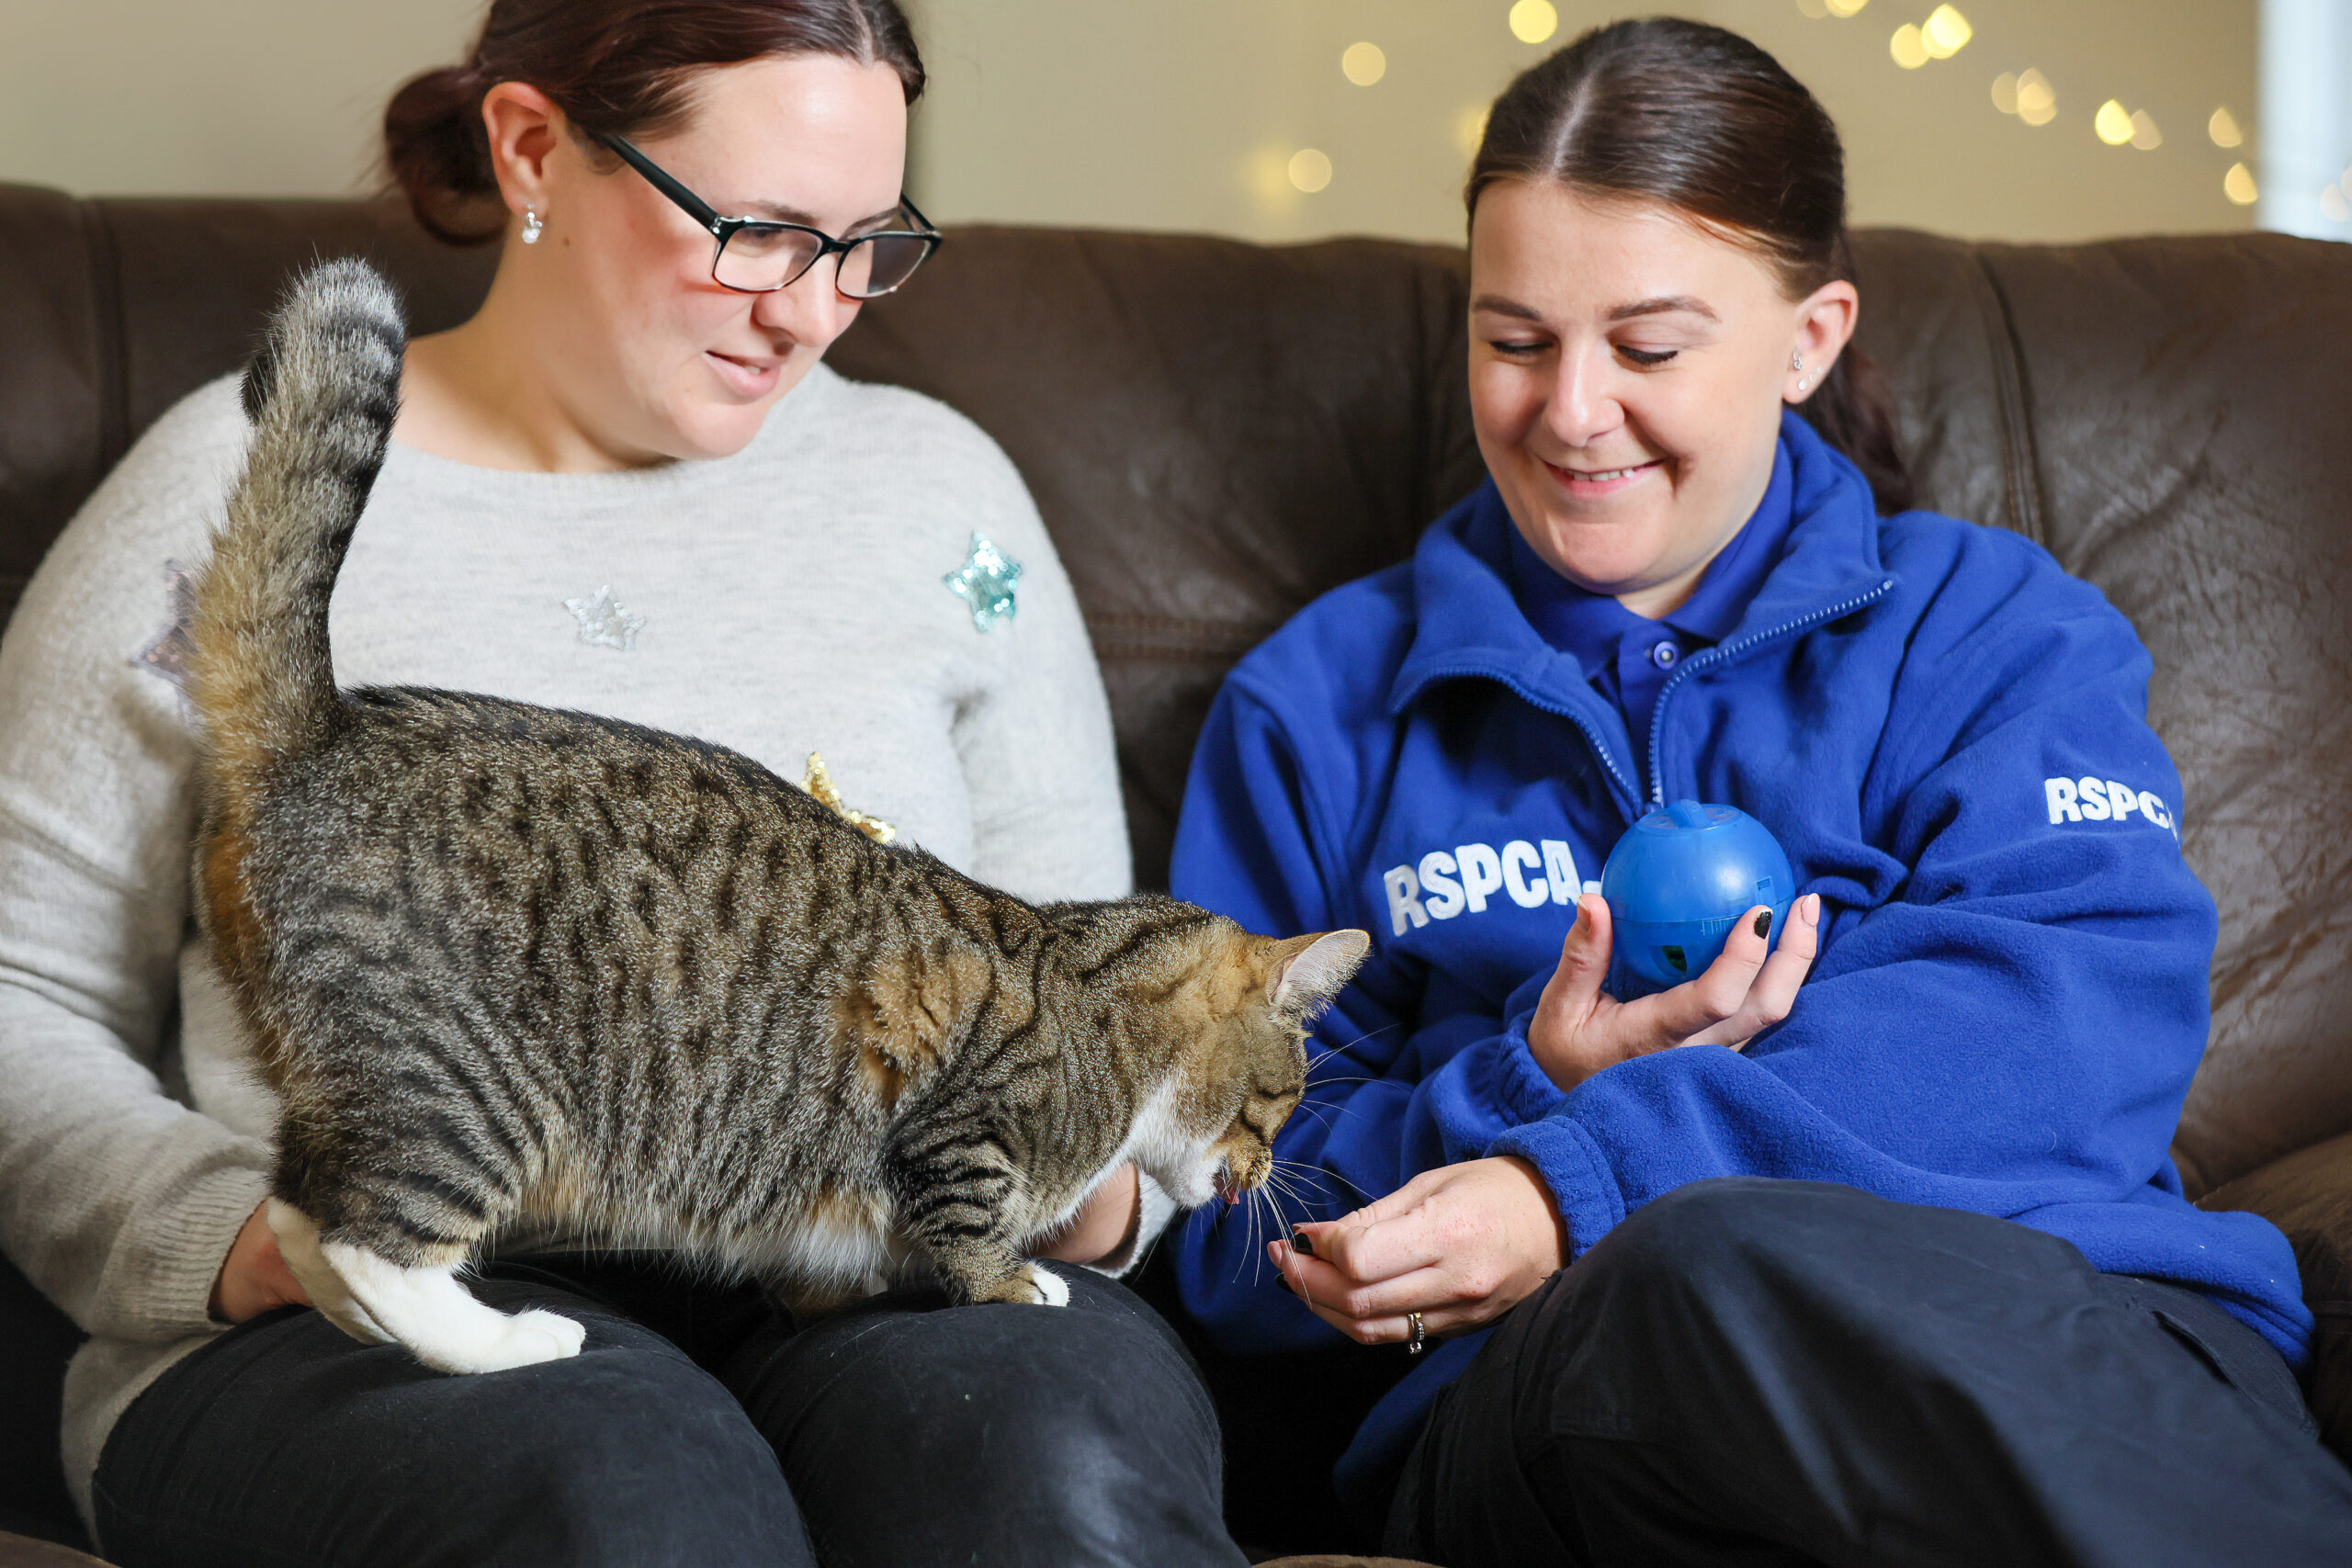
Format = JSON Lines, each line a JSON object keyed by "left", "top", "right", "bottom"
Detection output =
{"left": 1753, "top": 909, "right": 1772, "bottom": 939}
{"left": 1291, "top": 1229, "right": 1316, "bottom": 1258}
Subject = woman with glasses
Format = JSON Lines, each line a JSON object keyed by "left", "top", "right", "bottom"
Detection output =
{"left": 0, "top": 3, "right": 1223, "bottom": 1564}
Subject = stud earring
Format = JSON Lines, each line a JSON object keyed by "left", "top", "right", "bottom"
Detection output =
{"left": 1792, "top": 350, "right": 1811, "bottom": 393}
{"left": 521, "top": 207, "right": 544, "bottom": 245}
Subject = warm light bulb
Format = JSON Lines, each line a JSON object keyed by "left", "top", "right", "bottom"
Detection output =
{"left": 1287, "top": 148, "right": 1333, "bottom": 194}
{"left": 2222, "top": 162, "right": 2258, "bottom": 206}
{"left": 1922, "top": 6, "right": 1972, "bottom": 57}
{"left": 2128, "top": 109, "right": 2161, "bottom": 151}
{"left": 1795, "top": 0, "right": 1830, "bottom": 16}
{"left": 1508, "top": 0, "right": 1558, "bottom": 43}
{"left": 1243, "top": 146, "right": 1296, "bottom": 215}
{"left": 2207, "top": 107, "right": 2243, "bottom": 148}
{"left": 2016, "top": 69, "right": 2056, "bottom": 125}
{"left": 1341, "top": 41, "right": 1386, "bottom": 87}
{"left": 1455, "top": 105, "right": 1491, "bottom": 157}
{"left": 2094, "top": 100, "right": 2134, "bottom": 146}
{"left": 1826, "top": 0, "right": 1869, "bottom": 16}
{"left": 1890, "top": 24, "right": 1929, "bottom": 68}
{"left": 1991, "top": 72, "right": 2018, "bottom": 115}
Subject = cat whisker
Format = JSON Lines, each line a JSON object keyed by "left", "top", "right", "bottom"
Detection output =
{"left": 1238, "top": 1178, "right": 1272, "bottom": 1286}
{"left": 1249, "top": 1187, "right": 1276, "bottom": 1285}
{"left": 1305, "top": 1077, "right": 1374, "bottom": 1095}
{"left": 1303, "top": 1042, "right": 1357, "bottom": 1077}
{"left": 1260, "top": 1166, "right": 1327, "bottom": 1223}
{"left": 1275, "top": 1191, "right": 1328, "bottom": 1229}
{"left": 1258, "top": 1167, "right": 1305, "bottom": 1202}
{"left": 1314, "top": 1021, "right": 1403, "bottom": 1056}
{"left": 1285, "top": 1102, "right": 1342, "bottom": 1138}
{"left": 1260, "top": 1182, "right": 1314, "bottom": 1230}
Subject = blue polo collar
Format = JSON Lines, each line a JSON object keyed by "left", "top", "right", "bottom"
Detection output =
{"left": 1387, "top": 412, "right": 1894, "bottom": 807}
{"left": 1508, "top": 438, "right": 1796, "bottom": 682}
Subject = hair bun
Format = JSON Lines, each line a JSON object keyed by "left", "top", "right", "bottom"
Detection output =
{"left": 381, "top": 2, "right": 923, "bottom": 251}
{"left": 384, "top": 62, "right": 507, "bottom": 245}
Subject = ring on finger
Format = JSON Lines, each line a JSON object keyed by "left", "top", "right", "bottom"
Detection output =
{"left": 1406, "top": 1311, "right": 1425, "bottom": 1355}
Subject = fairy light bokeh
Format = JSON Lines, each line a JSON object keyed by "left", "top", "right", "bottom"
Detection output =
{"left": 0, "top": 0, "right": 2340, "bottom": 245}
{"left": 899, "top": 0, "right": 2316, "bottom": 244}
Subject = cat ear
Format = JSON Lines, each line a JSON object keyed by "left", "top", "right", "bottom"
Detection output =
{"left": 1266, "top": 930, "right": 1371, "bottom": 1021}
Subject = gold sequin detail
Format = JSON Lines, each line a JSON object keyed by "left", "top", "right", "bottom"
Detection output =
{"left": 802, "top": 753, "right": 897, "bottom": 844}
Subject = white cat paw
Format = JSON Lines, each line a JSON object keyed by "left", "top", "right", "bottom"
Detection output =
{"left": 437, "top": 1309, "right": 585, "bottom": 1374}
{"left": 1024, "top": 1264, "right": 1070, "bottom": 1307}
{"left": 514, "top": 1308, "right": 588, "bottom": 1358}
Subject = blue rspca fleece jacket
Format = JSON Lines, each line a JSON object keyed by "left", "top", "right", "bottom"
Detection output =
{"left": 1166, "top": 411, "right": 2309, "bottom": 1505}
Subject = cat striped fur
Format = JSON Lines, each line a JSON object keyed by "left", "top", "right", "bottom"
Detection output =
{"left": 187, "top": 259, "right": 1367, "bottom": 1373}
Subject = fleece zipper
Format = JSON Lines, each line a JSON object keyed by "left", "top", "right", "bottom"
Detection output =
{"left": 1642, "top": 577, "right": 1900, "bottom": 809}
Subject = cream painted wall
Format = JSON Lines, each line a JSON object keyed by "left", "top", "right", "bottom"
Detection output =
{"left": 0, "top": 0, "right": 479, "bottom": 197}
{"left": 0, "top": 0, "right": 2259, "bottom": 246}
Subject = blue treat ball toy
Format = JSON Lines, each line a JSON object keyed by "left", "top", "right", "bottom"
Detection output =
{"left": 1600, "top": 800, "right": 1795, "bottom": 989}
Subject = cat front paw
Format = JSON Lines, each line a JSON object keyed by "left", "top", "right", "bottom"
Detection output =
{"left": 514, "top": 1308, "right": 588, "bottom": 1358}
{"left": 965, "top": 1262, "right": 1070, "bottom": 1306}
{"left": 1022, "top": 1263, "right": 1070, "bottom": 1307}
{"left": 429, "top": 1308, "right": 586, "bottom": 1374}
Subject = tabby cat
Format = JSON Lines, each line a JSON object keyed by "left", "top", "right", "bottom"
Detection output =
{"left": 188, "top": 260, "right": 1367, "bottom": 1375}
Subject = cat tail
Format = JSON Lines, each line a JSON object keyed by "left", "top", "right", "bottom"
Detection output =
{"left": 188, "top": 257, "right": 405, "bottom": 773}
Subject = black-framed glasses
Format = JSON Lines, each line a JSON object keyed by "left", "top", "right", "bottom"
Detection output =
{"left": 595, "top": 131, "right": 942, "bottom": 299}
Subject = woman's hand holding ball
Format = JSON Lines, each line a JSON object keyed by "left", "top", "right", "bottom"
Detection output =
{"left": 1528, "top": 890, "right": 1821, "bottom": 1092}
{"left": 1267, "top": 892, "right": 1818, "bottom": 1350}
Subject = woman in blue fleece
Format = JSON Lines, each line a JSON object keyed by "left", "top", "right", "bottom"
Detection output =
{"left": 1167, "top": 18, "right": 2352, "bottom": 1567}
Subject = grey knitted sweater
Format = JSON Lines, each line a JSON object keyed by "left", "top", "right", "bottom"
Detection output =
{"left": 0, "top": 362, "right": 1159, "bottom": 1520}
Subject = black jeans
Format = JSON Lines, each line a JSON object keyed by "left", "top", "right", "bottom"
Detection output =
{"left": 92, "top": 1256, "right": 1243, "bottom": 1568}
{"left": 1386, "top": 1178, "right": 2352, "bottom": 1568}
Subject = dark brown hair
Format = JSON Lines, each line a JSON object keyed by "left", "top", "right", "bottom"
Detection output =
{"left": 1468, "top": 17, "right": 1914, "bottom": 513}
{"left": 386, "top": 0, "right": 924, "bottom": 245}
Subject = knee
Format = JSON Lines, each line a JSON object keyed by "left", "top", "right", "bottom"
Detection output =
{"left": 771, "top": 1283, "right": 1231, "bottom": 1564}
{"left": 1577, "top": 1178, "right": 1854, "bottom": 1303}
{"left": 1481, "top": 1181, "right": 1873, "bottom": 1414}
{"left": 444, "top": 1341, "right": 808, "bottom": 1566}
{"left": 932, "top": 1293, "right": 1218, "bottom": 1498}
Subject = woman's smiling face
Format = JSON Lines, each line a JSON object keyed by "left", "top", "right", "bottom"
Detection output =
{"left": 1467, "top": 178, "right": 1855, "bottom": 616}
{"left": 492, "top": 51, "right": 910, "bottom": 466}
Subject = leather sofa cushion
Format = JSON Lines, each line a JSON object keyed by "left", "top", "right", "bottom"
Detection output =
{"left": 0, "top": 190, "right": 2347, "bottom": 1198}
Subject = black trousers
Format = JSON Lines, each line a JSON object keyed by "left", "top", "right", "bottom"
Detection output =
{"left": 92, "top": 1257, "right": 1243, "bottom": 1568}
{"left": 1386, "top": 1178, "right": 2352, "bottom": 1568}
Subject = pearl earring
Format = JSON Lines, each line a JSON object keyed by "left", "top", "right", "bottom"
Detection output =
{"left": 1792, "top": 350, "right": 1810, "bottom": 392}
{"left": 521, "top": 207, "right": 545, "bottom": 245}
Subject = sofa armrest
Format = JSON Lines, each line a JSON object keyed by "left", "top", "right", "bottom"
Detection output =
{"left": 2199, "top": 1131, "right": 2352, "bottom": 1460}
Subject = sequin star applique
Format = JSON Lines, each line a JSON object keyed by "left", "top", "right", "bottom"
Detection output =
{"left": 802, "top": 752, "right": 897, "bottom": 844}
{"left": 943, "top": 531, "right": 1023, "bottom": 631}
{"left": 132, "top": 558, "right": 198, "bottom": 691}
{"left": 564, "top": 585, "right": 646, "bottom": 651}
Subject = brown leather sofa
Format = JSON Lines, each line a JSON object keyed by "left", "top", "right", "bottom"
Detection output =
{"left": 2, "top": 181, "right": 2349, "bottom": 1561}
